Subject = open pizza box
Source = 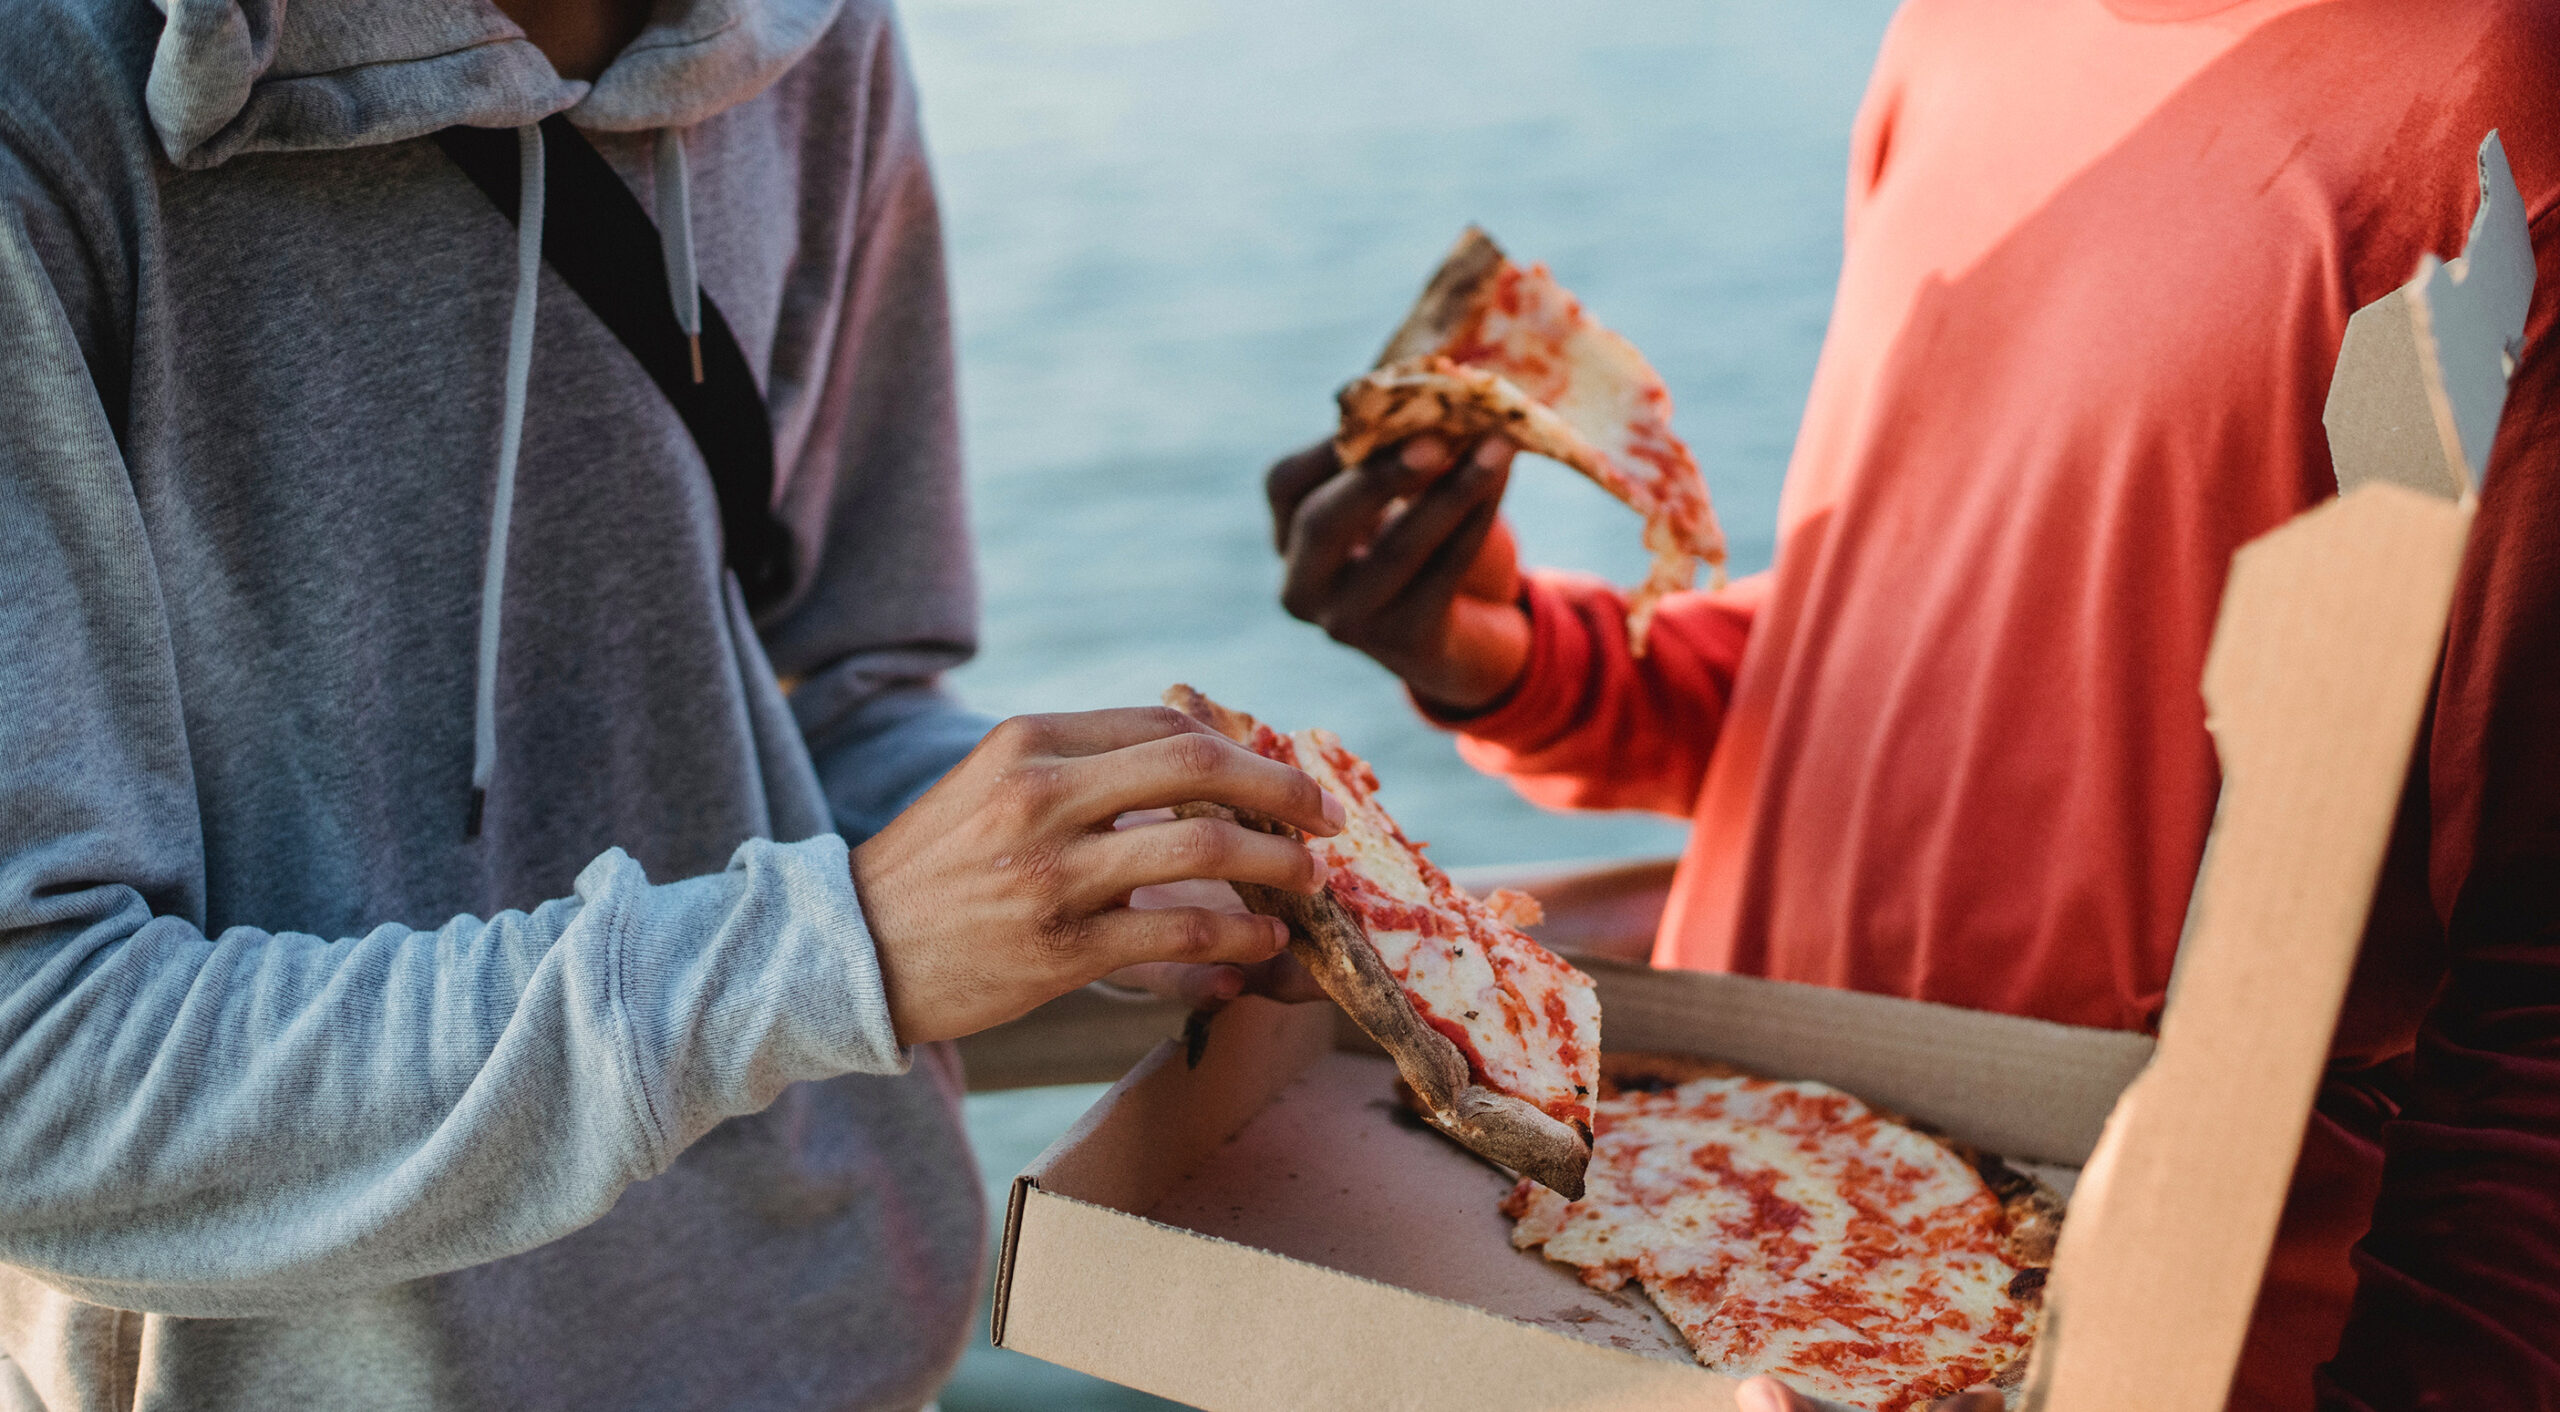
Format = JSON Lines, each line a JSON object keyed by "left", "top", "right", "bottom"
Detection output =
{"left": 985, "top": 134, "right": 2534, "bottom": 1412}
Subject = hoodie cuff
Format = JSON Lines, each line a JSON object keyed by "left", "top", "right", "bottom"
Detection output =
{"left": 588, "top": 833, "right": 910, "bottom": 1169}
{"left": 1411, "top": 571, "right": 1615, "bottom": 756}
{"left": 731, "top": 832, "right": 910, "bottom": 1077}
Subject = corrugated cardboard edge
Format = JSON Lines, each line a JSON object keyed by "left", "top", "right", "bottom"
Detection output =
{"left": 993, "top": 996, "right": 1334, "bottom": 1348}
{"left": 1002, "top": 1185, "right": 1746, "bottom": 1412}
{"left": 994, "top": 1000, "right": 1755, "bottom": 1409}
{"left": 2026, "top": 484, "right": 2471, "bottom": 1411}
{"left": 1584, "top": 961, "right": 2152, "bottom": 1166}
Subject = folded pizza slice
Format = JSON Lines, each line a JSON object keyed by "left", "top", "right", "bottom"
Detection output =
{"left": 1166, "top": 684, "right": 1599, "bottom": 1197}
{"left": 1334, "top": 226, "right": 1727, "bottom": 655}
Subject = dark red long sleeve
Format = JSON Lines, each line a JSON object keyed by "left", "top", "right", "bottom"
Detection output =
{"left": 2316, "top": 205, "right": 2560, "bottom": 1411}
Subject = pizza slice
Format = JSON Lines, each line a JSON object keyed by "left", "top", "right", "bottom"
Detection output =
{"left": 1504, "top": 1054, "right": 2058, "bottom": 1410}
{"left": 1335, "top": 226, "right": 1727, "bottom": 655}
{"left": 1165, "top": 684, "right": 1599, "bottom": 1197}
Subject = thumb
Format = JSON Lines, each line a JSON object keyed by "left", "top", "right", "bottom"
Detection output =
{"left": 1734, "top": 1377, "right": 1807, "bottom": 1412}
{"left": 1102, "top": 960, "right": 1247, "bottom": 1010}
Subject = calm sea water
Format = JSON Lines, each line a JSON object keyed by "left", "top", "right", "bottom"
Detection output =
{"left": 906, "top": 1, "right": 1899, "bottom": 1404}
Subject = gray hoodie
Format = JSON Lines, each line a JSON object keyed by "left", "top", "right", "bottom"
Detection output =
{"left": 0, "top": 0, "right": 998, "bottom": 1406}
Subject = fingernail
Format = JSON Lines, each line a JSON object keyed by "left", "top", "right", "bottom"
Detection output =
{"left": 1320, "top": 790, "right": 1346, "bottom": 829}
{"left": 1473, "top": 437, "right": 1511, "bottom": 470}
{"left": 1213, "top": 969, "right": 1244, "bottom": 1001}
{"left": 1266, "top": 917, "right": 1292, "bottom": 950}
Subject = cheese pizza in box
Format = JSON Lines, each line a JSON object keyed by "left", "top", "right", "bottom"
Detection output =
{"left": 1169, "top": 687, "right": 2058, "bottom": 1410}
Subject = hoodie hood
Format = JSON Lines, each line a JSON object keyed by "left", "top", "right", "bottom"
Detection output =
{"left": 145, "top": 0, "right": 849, "bottom": 168}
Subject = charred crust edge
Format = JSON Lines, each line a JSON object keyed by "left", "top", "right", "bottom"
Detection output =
{"left": 1164, "top": 684, "right": 1589, "bottom": 1198}
{"left": 1375, "top": 225, "right": 1507, "bottom": 369}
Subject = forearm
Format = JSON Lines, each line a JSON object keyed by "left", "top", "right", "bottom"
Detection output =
{"left": 0, "top": 835, "right": 899, "bottom": 1316}
{"left": 2316, "top": 953, "right": 2560, "bottom": 1407}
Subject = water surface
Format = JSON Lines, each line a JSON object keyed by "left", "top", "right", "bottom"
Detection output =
{"left": 925, "top": 0, "right": 1898, "bottom": 867}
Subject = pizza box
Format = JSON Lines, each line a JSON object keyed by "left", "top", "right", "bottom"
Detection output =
{"left": 986, "top": 133, "right": 2531, "bottom": 1411}
{"left": 994, "top": 970, "right": 2146, "bottom": 1412}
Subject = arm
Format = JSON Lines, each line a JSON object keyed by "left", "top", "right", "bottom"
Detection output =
{"left": 0, "top": 141, "right": 1336, "bottom": 1316}
{"left": 2316, "top": 271, "right": 2560, "bottom": 1405}
{"left": 1433, "top": 570, "right": 1755, "bottom": 818}
{"left": 760, "top": 10, "right": 992, "bottom": 842}
{"left": 0, "top": 183, "right": 912, "bottom": 1314}
{"left": 1267, "top": 436, "right": 1756, "bottom": 819}
{"left": 2317, "top": 966, "right": 2560, "bottom": 1407}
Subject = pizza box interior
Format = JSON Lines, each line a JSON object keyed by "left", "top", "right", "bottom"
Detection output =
{"left": 986, "top": 136, "right": 2534, "bottom": 1412}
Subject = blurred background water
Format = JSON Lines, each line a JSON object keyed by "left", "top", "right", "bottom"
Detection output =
{"left": 905, "top": 1, "right": 1900, "bottom": 1404}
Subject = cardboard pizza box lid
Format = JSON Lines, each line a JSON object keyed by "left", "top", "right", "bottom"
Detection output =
{"left": 988, "top": 128, "right": 2531, "bottom": 1412}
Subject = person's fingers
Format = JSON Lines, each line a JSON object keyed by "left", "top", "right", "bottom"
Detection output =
{"left": 1926, "top": 1393, "right": 2004, "bottom": 1412}
{"left": 1325, "top": 455, "right": 1508, "bottom": 623}
{"left": 1458, "top": 435, "right": 1515, "bottom": 475}
{"left": 1083, "top": 905, "right": 1292, "bottom": 974}
{"left": 1277, "top": 457, "right": 1429, "bottom": 620}
{"left": 1732, "top": 1377, "right": 1809, "bottom": 1412}
{"left": 1265, "top": 442, "right": 1343, "bottom": 551}
{"left": 979, "top": 706, "right": 1219, "bottom": 765}
{"left": 1388, "top": 461, "right": 1509, "bottom": 620}
{"left": 1069, "top": 729, "right": 1343, "bottom": 837}
{"left": 1124, "top": 876, "right": 1249, "bottom": 912}
{"left": 1101, "top": 959, "right": 1247, "bottom": 1009}
{"left": 1275, "top": 433, "right": 1460, "bottom": 612}
{"left": 1395, "top": 433, "right": 1460, "bottom": 479}
{"left": 1066, "top": 815, "right": 1328, "bottom": 908}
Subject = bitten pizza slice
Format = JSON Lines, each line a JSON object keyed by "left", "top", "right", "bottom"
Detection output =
{"left": 1505, "top": 1055, "right": 2058, "bottom": 1411}
{"left": 1334, "top": 226, "right": 1727, "bottom": 655}
{"left": 1165, "top": 684, "right": 1599, "bottom": 1197}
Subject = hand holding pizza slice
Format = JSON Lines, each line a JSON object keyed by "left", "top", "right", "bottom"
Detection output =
{"left": 1164, "top": 684, "right": 1600, "bottom": 1197}
{"left": 1335, "top": 226, "right": 1728, "bottom": 655}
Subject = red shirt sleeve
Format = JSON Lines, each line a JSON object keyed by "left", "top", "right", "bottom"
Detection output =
{"left": 1420, "top": 569, "right": 1755, "bottom": 819}
{"left": 2317, "top": 209, "right": 2560, "bottom": 1410}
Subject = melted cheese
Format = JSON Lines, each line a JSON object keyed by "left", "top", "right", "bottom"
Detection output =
{"left": 1507, "top": 1076, "right": 2035, "bottom": 1411}
{"left": 1248, "top": 724, "right": 1600, "bottom": 1132}
{"left": 1436, "top": 261, "right": 1723, "bottom": 575}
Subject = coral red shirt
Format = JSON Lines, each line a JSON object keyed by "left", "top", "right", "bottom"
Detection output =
{"left": 1438, "top": 1, "right": 2560, "bottom": 1405}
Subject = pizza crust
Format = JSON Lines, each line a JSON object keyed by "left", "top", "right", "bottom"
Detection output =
{"left": 1374, "top": 224, "right": 1509, "bottom": 369}
{"left": 1166, "top": 685, "right": 1592, "bottom": 1198}
{"left": 1334, "top": 358, "right": 1613, "bottom": 486}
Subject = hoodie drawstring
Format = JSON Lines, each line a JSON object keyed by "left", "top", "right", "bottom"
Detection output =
{"left": 654, "top": 128, "right": 704, "bottom": 384}
{"left": 466, "top": 124, "right": 711, "bottom": 835}
{"left": 466, "top": 124, "right": 545, "bottom": 839}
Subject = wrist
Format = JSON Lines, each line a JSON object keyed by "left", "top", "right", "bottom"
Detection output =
{"left": 1407, "top": 596, "right": 1532, "bottom": 716}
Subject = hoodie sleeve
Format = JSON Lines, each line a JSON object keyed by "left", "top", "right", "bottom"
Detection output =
{"left": 0, "top": 166, "right": 906, "bottom": 1318}
{"left": 1418, "top": 571, "right": 1758, "bottom": 819}
{"left": 761, "top": 12, "right": 995, "bottom": 843}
